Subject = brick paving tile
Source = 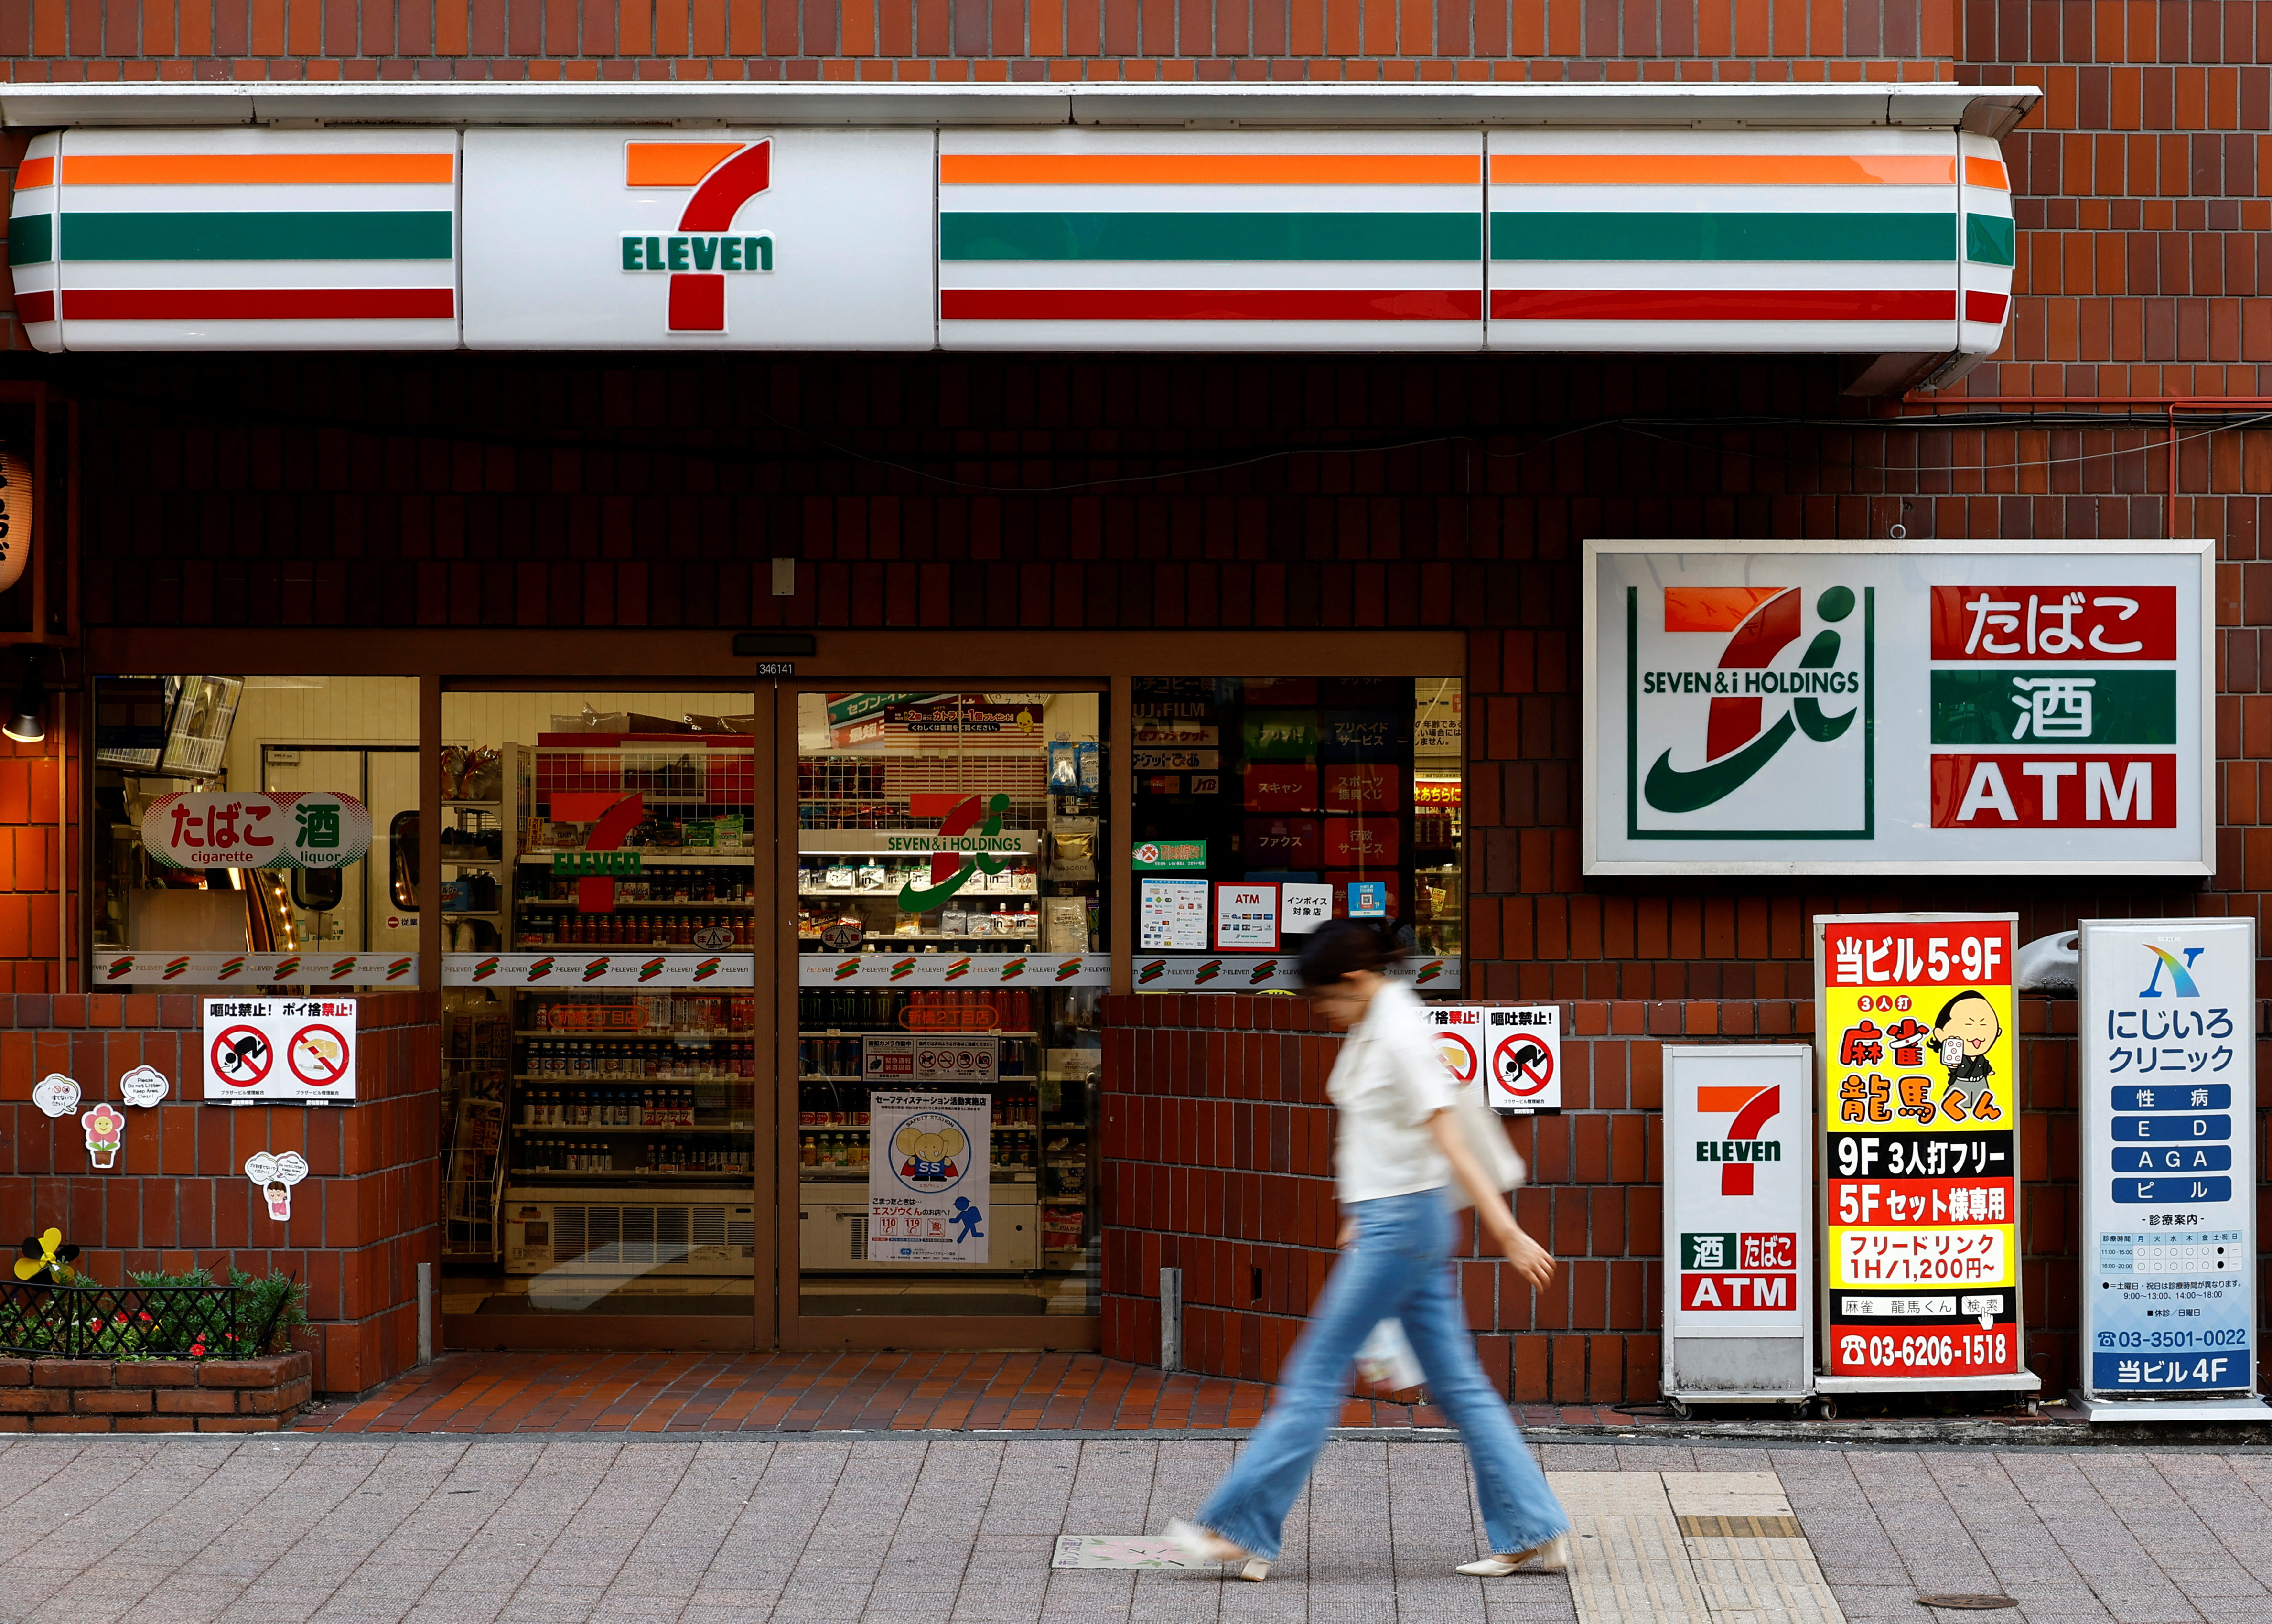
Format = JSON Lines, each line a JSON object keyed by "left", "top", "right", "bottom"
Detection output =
{"left": 327, "top": 1349, "right": 1563, "bottom": 1436}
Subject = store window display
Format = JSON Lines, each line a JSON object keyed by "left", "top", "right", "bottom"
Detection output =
{"left": 793, "top": 691, "right": 1104, "bottom": 1320}
{"left": 1129, "top": 677, "right": 1463, "bottom": 968}
{"left": 88, "top": 674, "right": 420, "bottom": 983}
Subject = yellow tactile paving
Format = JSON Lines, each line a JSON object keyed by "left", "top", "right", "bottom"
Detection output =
{"left": 1546, "top": 1471, "right": 1849, "bottom": 1624}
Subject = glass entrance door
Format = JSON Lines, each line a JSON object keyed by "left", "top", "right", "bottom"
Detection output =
{"left": 788, "top": 689, "right": 1107, "bottom": 1329}
{"left": 439, "top": 690, "right": 763, "bottom": 1334}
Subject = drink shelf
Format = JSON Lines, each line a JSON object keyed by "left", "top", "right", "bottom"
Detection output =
{"left": 514, "top": 1123, "right": 753, "bottom": 1134}
{"left": 513, "top": 1073, "right": 752, "bottom": 1084}
{"left": 519, "top": 900, "right": 752, "bottom": 910}
{"left": 517, "top": 1029, "right": 745, "bottom": 1039}
{"left": 798, "top": 1030, "right": 1037, "bottom": 1039}
{"left": 502, "top": 1171, "right": 752, "bottom": 1183}
{"left": 521, "top": 852, "right": 753, "bottom": 866}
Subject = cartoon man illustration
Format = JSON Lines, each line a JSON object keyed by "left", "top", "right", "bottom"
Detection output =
{"left": 950, "top": 1196, "right": 984, "bottom": 1243}
{"left": 1928, "top": 990, "right": 2003, "bottom": 1122}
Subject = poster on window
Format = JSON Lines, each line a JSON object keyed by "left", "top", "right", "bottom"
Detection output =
{"left": 2078, "top": 918, "right": 2268, "bottom": 1417}
{"left": 867, "top": 1090, "right": 991, "bottom": 1263}
{"left": 1139, "top": 877, "right": 1210, "bottom": 950}
{"left": 1584, "top": 540, "right": 2212, "bottom": 875}
{"left": 1815, "top": 913, "right": 2033, "bottom": 1393}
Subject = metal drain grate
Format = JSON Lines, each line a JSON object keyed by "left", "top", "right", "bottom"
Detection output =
{"left": 1676, "top": 1515, "right": 1804, "bottom": 1538}
{"left": 1916, "top": 1597, "right": 2018, "bottom": 1611}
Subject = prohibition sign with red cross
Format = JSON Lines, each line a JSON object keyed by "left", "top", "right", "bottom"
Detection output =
{"left": 210, "top": 1025, "right": 273, "bottom": 1089}
{"left": 1432, "top": 1028, "right": 1480, "bottom": 1086}
{"left": 287, "top": 1024, "right": 351, "bottom": 1087}
{"left": 1493, "top": 1032, "right": 1555, "bottom": 1098}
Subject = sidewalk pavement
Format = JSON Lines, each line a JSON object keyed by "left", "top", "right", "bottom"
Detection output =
{"left": 7, "top": 1430, "right": 2272, "bottom": 1623}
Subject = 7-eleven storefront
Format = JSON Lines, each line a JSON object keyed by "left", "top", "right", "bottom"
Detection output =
{"left": 19, "top": 79, "right": 2038, "bottom": 1380}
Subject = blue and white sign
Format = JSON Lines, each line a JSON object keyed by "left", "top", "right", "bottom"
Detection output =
{"left": 867, "top": 1090, "right": 991, "bottom": 1264}
{"left": 1347, "top": 882, "right": 1388, "bottom": 918}
{"left": 2078, "top": 918, "right": 2267, "bottom": 1418}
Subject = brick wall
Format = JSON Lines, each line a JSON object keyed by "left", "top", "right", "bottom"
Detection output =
{"left": 0, "top": 726, "right": 66, "bottom": 997}
{"left": 0, "top": 991, "right": 441, "bottom": 1395}
{"left": 1103, "top": 991, "right": 2180, "bottom": 1403}
{"left": 0, "top": 0, "right": 1958, "bottom": 85}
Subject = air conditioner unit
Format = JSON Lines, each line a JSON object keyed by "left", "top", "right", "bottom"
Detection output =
{"left": 503, "top": 1189, "right": 756, "bottom": 1279}
{"left": 799, "top": 1184, "right": 1037, "bottom": 1272}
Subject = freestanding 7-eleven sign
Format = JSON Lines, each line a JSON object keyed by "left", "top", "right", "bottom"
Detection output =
{"left": 1661, "top": 1044, "right": 1814, "bottom": 1407}
{"left": 620, "top": 141, "right": 776, "bottom": 334}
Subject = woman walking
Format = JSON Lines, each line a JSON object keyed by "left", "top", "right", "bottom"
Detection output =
{"left": 1165, "top": 918, "right": 1571, "bottom": 1581}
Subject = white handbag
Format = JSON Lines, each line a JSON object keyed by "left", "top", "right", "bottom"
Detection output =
{"left": 1438, "top": 1053, "right": 1527, "bottom": 1210}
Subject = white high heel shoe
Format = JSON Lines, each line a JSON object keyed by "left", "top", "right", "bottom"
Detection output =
{"left": 1456, "top": 1531, "right": 1571, "bottom": 1577}
{"left": 1164, "top": 1518, "right": 1271, "bottom": 1580}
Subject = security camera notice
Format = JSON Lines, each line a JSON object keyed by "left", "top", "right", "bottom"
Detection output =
{"left": 867, "top": 1091, "right": 992, "bottom": 1264}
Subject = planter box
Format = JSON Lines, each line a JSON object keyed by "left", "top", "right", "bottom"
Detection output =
{"left": 0, "top": 1353, "right": 313, "bottom": 1432}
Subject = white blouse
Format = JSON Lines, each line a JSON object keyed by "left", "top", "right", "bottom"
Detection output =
{"left": 1326, "top": 977, "right": 1458, "bottom": 1204}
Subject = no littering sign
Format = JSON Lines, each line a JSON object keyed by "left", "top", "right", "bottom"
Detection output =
{"left": 203, "top": 999, "right": 359, "bottom": 1104}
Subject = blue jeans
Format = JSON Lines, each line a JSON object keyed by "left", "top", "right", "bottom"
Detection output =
{"left": 1192, "top": 1187, "right": 1568, "bottom": 1561}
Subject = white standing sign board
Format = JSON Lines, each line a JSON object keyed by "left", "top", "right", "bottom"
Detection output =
{"left": 1662, "top": 1045, "right": 1815, "bottom": 1409}
{"left": 2078, "top": 918, "right": 2269, "bottom": 1420}
{"left": 202, "top": 998, "right": 358, "bottom": 1103}
{"left": 867, "top": 1090, "right": 992, "bottom": 1263}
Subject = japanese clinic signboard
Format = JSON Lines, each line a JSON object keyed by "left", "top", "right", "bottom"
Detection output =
{"left": 1816, "top": 913, "right": 2033, "bottom": 1394}
{"left": 2078, "top": 918, "right": 2268, "bottom": 1418}
{"left": 201, "top": 997, "right": 358, "bottom": 1103}
{"left": 867, "top": 1090, "right": 991, "bottom": 1263}
{"left": 1583, "top": 539, "right": 2213, "bottom": 875}
{"left": 143, "top": 791, "right": 372, "bottom": 871}
{"left": 1663, "top": 1046, "right": 1813, "bottom": 1403}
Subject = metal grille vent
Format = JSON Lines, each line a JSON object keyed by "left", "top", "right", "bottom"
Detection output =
{"left": 849, "top": 1216, "right": 868, "bottom": 1261}
{"left": 692, "top": 1206, "right": 727, "bottom": 1247}
{"left": 553, "top": 1206, "right": 586, "bottom": 1262}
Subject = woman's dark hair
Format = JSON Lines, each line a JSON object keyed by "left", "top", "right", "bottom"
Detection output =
{"left": 1296, "top": 917, "right": 1408, "bottom": 988}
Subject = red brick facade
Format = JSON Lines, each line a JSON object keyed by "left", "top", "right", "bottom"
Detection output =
{"left": 0, "top": 993, "right": 440, "bottom": 1394}
{"left": 1101, "top": 992, "right": 2114, "bottom": 1403}
{"left": 0, "top": 1, "right": 2263, "bottom": 1403}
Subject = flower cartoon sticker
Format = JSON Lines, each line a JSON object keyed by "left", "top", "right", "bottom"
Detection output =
{"left": 81, "top": 1104, "right": 125, "bottom": 1170}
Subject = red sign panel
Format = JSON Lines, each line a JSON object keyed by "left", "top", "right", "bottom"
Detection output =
{"left": 1242, "top": 766, "right": 1318, "bottom": 813}
{"left": 1928, "top": 585, "right": 2176, "bottom": 660}
{"left": 1929, "top": 754, "right": 2176, "bottom": 828}
{"left": 1324, "top": 764, "right": 1403, "bottom": 814}
{"left": 1324, "top": 817, "right": 1399, "bottom": 866}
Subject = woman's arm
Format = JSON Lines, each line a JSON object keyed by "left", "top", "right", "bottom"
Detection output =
{"left": 1426, "top": 1108, "right": 1555, "bottom": 1290}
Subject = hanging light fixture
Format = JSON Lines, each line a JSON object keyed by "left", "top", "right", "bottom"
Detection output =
{"left": 2, "top": 647, "right": 56, "bottom": 743}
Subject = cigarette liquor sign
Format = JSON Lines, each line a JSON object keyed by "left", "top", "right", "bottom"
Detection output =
{"left": 1816, "top": 914, "right": 2032, "bottom": 1393}
{"left": 1583, "top": 540, "right": 2211, "bottom": 875}
{"left": 2078, "top": 919, "right": 2268, "bottom": 1417}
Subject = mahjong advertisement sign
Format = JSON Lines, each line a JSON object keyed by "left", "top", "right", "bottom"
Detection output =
{"left": 1583, "top": 539, "right": 2212, "bottom": 876}
{"left": 2079, "top": 918, "right": 2259, "bottom": 1403}
{"left": 1817, "top": 913, "right": 2024, "bottom": 1385}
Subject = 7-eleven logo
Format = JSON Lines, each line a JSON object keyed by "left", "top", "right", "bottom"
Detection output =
{"left": 620, "top": 140, "right": 777, "bottom": 334}
{"left": 1696, "top": 1082, "right": 1781, "bottom": 1196}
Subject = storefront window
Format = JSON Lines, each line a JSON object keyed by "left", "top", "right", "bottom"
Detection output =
{"left": 794, "top": 692, "right": 1105, "bottom": 1320}
{"left": 1131, "top": 677, "right": 1463, "bottom": 983}
{"left": 88, "top": 675, "right": 418, "bottom": 985}
{"left": 438, "top": 692, "right": 757, "bottom": 1319}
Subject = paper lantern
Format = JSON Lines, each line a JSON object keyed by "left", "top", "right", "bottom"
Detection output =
{"left": 0, "top": 448, "right": 30, "bottom": 594}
